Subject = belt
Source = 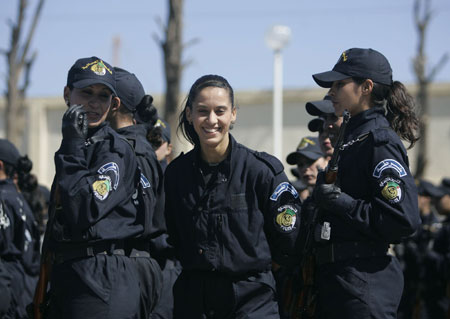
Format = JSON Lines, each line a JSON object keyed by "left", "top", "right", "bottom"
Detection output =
{"left": 54, "top": 241, "right": 126, "bottom": 264}
{"left": 315, "top": 241, "right": 389, "bottom": 266}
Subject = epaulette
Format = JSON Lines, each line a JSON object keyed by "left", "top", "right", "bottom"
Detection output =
{"left": 370, "top": 127, "right": 391, "bottom": 146}
{"left": 253, "top": 151, "right": 284, "bottom": 175}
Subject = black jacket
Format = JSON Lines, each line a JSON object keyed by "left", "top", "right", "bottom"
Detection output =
{"left": 164, "top": 134, "right": 301, "bottom": 275}
{"left": 322, "top": 107, "right": 420, "bottom": 244}
{"left": 50, "top": 122, "right": 141, "bottom": 244}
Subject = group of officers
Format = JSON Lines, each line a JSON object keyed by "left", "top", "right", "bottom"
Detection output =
{"left": 0, "top": 52, "right": 449, "bottom": 319}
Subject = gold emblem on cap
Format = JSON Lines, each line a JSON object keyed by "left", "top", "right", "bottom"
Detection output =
{"left": 342, "top": 52, "right": 348, "bottom": 62}
{"left": 297, "top": 137, "right": 315, "bottom": 150}
{"left": 81, "top": 59, "right": 113, "bottom": 76}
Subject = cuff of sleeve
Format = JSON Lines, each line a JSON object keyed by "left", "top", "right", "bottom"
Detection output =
{"left": 334, "top": 192, "right": 355, "bottom": 214}
{"left": 59, "top": 138, "right": 86, "bottom": 156}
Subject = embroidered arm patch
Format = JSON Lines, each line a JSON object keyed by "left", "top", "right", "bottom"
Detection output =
{"left": 274, "top": 204, "right": 297, "bottom": 233}
{"left": 270, "top": 182, "right": 299, "bottom": 201}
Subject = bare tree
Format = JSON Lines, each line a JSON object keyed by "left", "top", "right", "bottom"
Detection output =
{"left": 154, "top": 0, "right": 198, "bottom": 156}
{"left": 412, "top": 0, "right": 448, "bottom": 179}
{"left": 2, "top": 0, "right": 45, "bottom": 147}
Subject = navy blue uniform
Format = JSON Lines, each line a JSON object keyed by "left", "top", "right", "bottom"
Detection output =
{"left": 47, "top": 123, "right": 143, "bottom": 319}
{"left": 116, "top": 124, "right": 164, "bottom": 318}
{"left": 422, "top": 215, "right": 450, "bottom": 318}
{"left": 0, "top": 258, "right": 12, "bottom": 317}
{"left": 0, "top": 179, "right": 40, "bottom": 319}
{"left": 315, "top": 107, "right": 420, "bottom": 319}
{"left": 165, "top": 134, "right": 301, "bottom": 318}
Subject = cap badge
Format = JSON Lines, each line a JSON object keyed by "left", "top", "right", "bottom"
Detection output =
{"left": 82, "top": 59, "right": 113, "bottom": 76}
{"left": 298, "top": 137, "right": 315, "bottom": 150}
{"left": 341, "top": 52, "right": 348, "bottom": 62}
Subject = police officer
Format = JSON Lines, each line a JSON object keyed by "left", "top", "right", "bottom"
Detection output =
{"left": 0, "top": 139, "right": 40, "bottom": 318}
{"left": 311, "top": 48, "right": 420, "bottom": 318}
{"left": 108, "top": 66, "right": 164, "bottom": 318}
{"left": 286, "top": 136, "right": 327, "bottom": 199}
{"left": 45, "top": 57, "right": 143, "bottom": 318}
{"left": 422, "top": 178, "right": 450, "bottom": 318}
{"left": 164, "top": 74, "right": 301, "bottom": 318}
{"left": 396, "top": 179, "right": 443, "bottom": 318}
{"left": 305, "top": 95, "right": 343, "bottom": 160}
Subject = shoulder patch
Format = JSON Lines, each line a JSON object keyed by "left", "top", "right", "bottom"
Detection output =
{"left": 0, "top": 202, "right": 11, "bottom": 229}
{"left": 254, "top": 151, "right": 284, "bottom": 175}
{"left": 274, "top": 204, "right": 298, "bottom": 233}
{"left": 378, "top": 176, "right": 405, "bottom": 204}
{"left": 97, "top": 162, "right": 120, "bottom": 190}
{"left": 373, "top": 159, "right": 407, "bottom": 178}
{"left": 270, "top": 182, "right": 299, "bottom": 201}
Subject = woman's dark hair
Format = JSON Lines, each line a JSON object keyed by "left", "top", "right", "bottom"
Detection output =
{"left": 178, "top": 74, "right": 235, "bottom": 145}
{"left": 353, "top": 78, "right": 420, "bottom": 149}
{"left": 16, "top": 155, "right": 34, "bottom": 193}
{"left": 135, "top": 94, "right": 159, "bottom": 127}
{"left": 147, "top": 126, "right": 164, "bottom": 150}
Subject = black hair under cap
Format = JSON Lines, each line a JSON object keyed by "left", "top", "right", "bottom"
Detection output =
{"left": 312, "top": 48, "right": 393, "bottom": 88}
{"left": 0, "top": 139, "right": 20, "bottom": 167}
{"left": 154, "top": 119, "right": 171, "bottom": 143}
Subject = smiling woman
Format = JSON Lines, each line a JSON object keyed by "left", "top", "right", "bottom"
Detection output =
{"left": 164, "top": 74, "right": 302, "bottom": 318}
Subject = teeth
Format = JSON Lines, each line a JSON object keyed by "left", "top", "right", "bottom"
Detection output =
{"left": 204, "top": 128, "right": 218, "bottom": 133}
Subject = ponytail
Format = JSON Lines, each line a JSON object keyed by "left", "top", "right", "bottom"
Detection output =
{"left": 135, "top": 95, "right": 158, "bottom": 128}
{"left": 371, "top": 80, "right": 420, "bottom": 149}
{"left": 16, "top": 155, "right": 34, "bottom": 193}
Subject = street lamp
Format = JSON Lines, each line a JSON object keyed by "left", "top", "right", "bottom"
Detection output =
{"left": 265, "top": 25, "right": 291, "bottom": 160}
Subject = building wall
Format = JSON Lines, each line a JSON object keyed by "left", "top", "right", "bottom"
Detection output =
{"left": 1, "top": 83, "right": 449, "bottom": 187}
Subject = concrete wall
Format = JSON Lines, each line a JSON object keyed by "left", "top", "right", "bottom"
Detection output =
{"left": 1, "top": 83, "right": 449, "bottom": 187}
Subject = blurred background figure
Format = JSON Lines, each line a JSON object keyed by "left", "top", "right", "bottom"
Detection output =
{"left": 395, "top": 179, "right": 444, "bottom": 319}
{"left": 147, "top": 118, "right": 173, "bottom": 172}
{"left": 286, "top": 136, "right": 327, "bottom": 200}
{"left": 305, "top": 95, "right": 343, "bottom": 160}
{"left": 419, "top": 177, "right": 450, "bottom": 319}
{"left": 0, "top": 138, "right": 40, "bottom": 318}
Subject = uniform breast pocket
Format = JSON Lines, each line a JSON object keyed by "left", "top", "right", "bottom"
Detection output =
{"left": 230, "top": 193, "right": 248, "bottom": 211}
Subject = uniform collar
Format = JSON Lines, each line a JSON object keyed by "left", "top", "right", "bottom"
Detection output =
{"left": 192, "top": 133, "right": 235, "bottom": 179}
{"left": 0, "top": 178, "right": 16, "bottom": 189}
{"left": 346, "top": 106, "right": 388, "bottom": 138}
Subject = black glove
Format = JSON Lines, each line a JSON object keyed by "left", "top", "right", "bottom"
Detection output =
{"left": 313, "top": 183, "right": 354, "bottom": 213}
{"left": 62, "top": 104, "right": 88, "bottom": 140}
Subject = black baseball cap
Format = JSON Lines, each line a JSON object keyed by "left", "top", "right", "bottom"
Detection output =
{"left": 114, "top": 67, "right": 145, "bottom": 112}
{"left": 0, "top": 139, "right": 20, "bottom": 167}
{"left": 417, "top": 179, "right": 445, "bottom": 198}
{"left": 286, "top": 136, "right": 323, "bottom": 165}
{"left": 67, "top": 56, "right": 117, "bottom": 95}
{"left": 308, "top": 118, "right": 324, "bottom": 133}
{"left": 312, "top": 48, "right": 393, "bottom": 88}
{"left": 306, "top": 95, "right": 334, "bottom": 116}
{"left": 440, "top": 178, "right": 450, "bottom": 195}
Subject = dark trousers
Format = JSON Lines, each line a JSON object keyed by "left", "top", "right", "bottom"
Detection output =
{"left": 173, "top": 269, "right": 280, "bottom": 319}
{"left": 316, "top": 255, "right": 403, "bottom": 319}
{"left": 131, "top": 256, "right": 163, "bottom": 319}
{"left": 49, "top": 255, "right": 140, "bottom": 319}
{"left": 151, "top": 258, "right": 182, "bottom": 319}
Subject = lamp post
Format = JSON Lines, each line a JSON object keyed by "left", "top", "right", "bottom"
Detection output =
{"left": 265, "top": 25, "right": 291, "bottom": 160}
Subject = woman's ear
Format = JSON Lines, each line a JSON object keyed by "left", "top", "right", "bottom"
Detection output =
{"left": 63, "top": 86, "right": 71, "bottom": 107}
{"left": 186, "top": 107, "right": 192, "bottom": 124}
{"left": 111, "top": 96, "right": 121, "bottom": 111}
{"left": 362, "top": 79, "right": 374, "bottom": 95}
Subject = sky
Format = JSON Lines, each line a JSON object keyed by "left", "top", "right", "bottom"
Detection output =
{"left": 1, "top": 0, "right": 450, "bottom": 99}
